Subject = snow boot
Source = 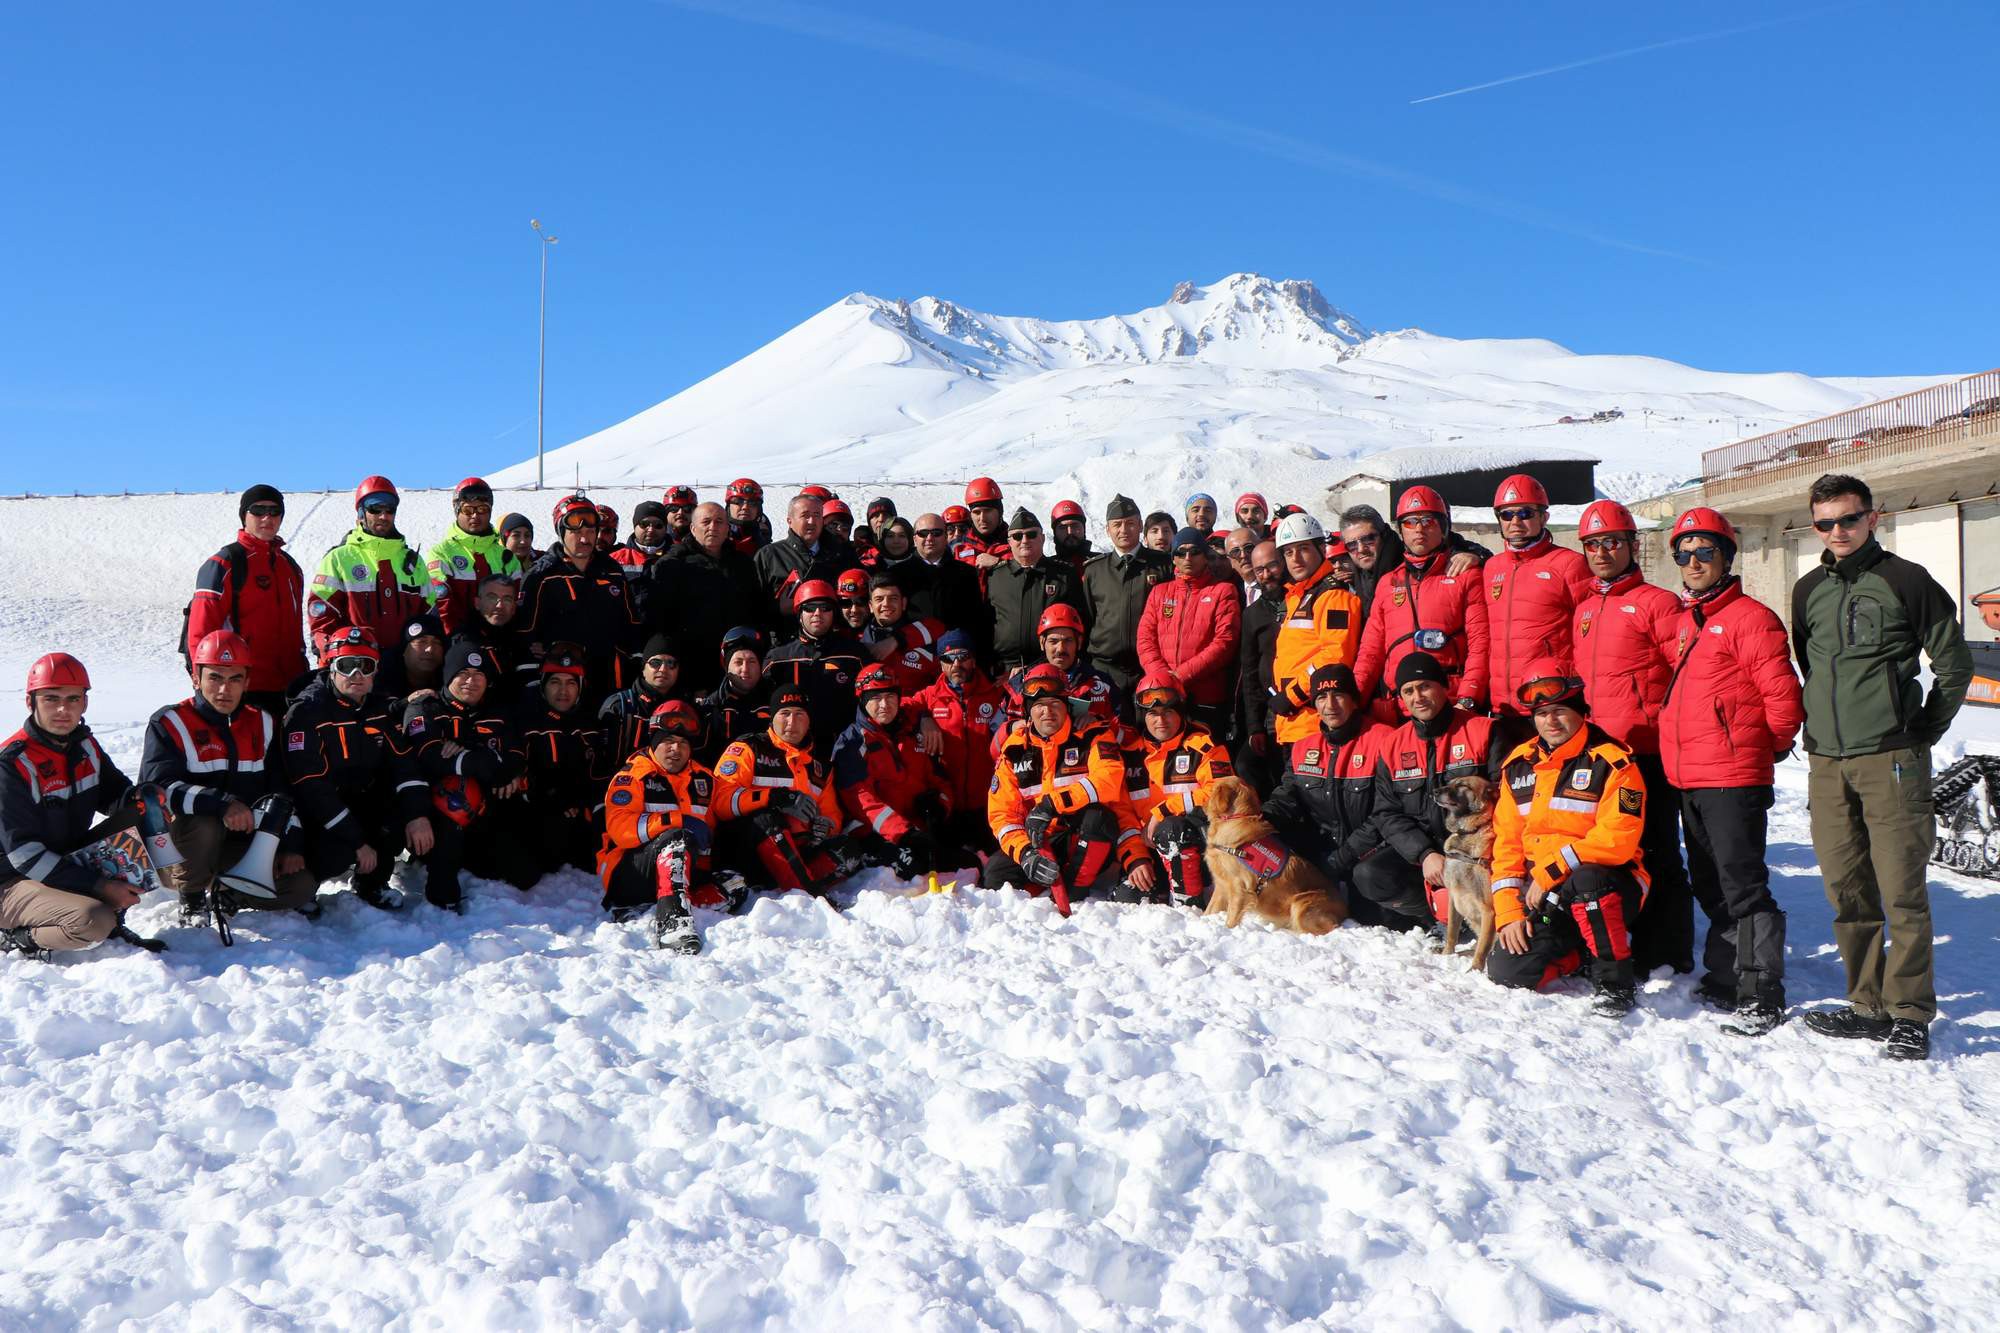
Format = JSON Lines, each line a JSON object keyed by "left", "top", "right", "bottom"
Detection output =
{"left": 177, "top": 888, "right": 207, "bottom": 928}
{"left": 111, "top": 923, "right": 167, "bottom": 953}
{"left": 1590, "top": 981, "right": 1637, "bottom": 1018}
{"left": 356, "top": 878, "right": 404, "bottom": 911}
{"left": 1722, "top": 1000, "right": 1786, "bottom": 1038}
{"left": 1802, "top": 1008, "right": 1893, "bottom": 1042}
{"left": 1, "top": 927, "right": 51, "bottom": 962}
{"left": 652, "top": 900, "right": 702, "bottom": 955}
{"left": 1882, "top": 1019, "right": 1931, "bottom": 1062}
{"left": 1694, "top": 973, "right": 1738, "bottom": 1011}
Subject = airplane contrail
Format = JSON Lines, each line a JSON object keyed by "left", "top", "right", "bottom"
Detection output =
{"left": 1410, "top": 8, "right": 1843, "bottom": 104}
{"left": 655, "top": 0, "right": 1701, "bottom": 262}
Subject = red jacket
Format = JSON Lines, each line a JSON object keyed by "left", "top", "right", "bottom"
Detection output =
{"left": 910, "top": 672, "right": 1007, "bottom": 814}
{"left": 831, "top": 712, "right": 940, "bottom": 840}
{"left": 1484, "top": 536, "right": 1594, "bottom": 715}
{"left": 1573, "top": 570, "right": 1681, "bottom": 755}
{"left": 1659, "top": 578, "right": 1804, "bottom": 789}
{"left": 1354, "top": 552, "right": 1491, "bottom": 715}
{"left": 187, "top": 531, "right": 308, "bottom": 695}
{"left": 1137, "top": 571, "right": 1241, "bottom": 707}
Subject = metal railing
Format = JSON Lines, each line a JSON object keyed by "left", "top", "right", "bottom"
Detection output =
{"left": 1702, "top": 369, "right": 2000, "bottom": 489}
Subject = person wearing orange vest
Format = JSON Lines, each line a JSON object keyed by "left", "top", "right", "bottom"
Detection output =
{"left": 1353, "top": 486, "right": 1491, "bottom": 722}
{"left": 1483, "top": 474, "right": 1595, "bottom": 752}
{"left": 1487, "top": 661, "right": 1651, "bottom": 1017}
{"left": 712, "top": 685, "right": 858, "bottom": 897}
{"left": 1266, "top": 513, "right": 1364, "bottom": 746}
{"left": 1130, "top": 673, "right": 1234, "bottom": 908}
{"left": 599, "top": 700, "right": 731, "bottom": 953}
{"left": 984, "top": 665, "right": 1155, "bottom": 909}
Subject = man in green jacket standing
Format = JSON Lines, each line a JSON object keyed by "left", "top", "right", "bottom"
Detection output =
{"left": 1793, "top": 473, "right": 1971, "bottom": 1061}
{"left": 426, "top": 477, "right": 522, "bottom": 636}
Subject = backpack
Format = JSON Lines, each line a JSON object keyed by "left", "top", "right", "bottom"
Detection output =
{"left": 180, "top": 543, "right": 250, "bottom": 671}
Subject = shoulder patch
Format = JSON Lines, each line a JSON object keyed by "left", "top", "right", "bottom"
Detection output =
{"left": 611, "top": 788, "right": 633, "bottom": 806}
{"left": 1618, "top": 788, "right": 1642, "bottom": 816}
{"left": 718, "top": 758, "right": 739, "bottom": 776}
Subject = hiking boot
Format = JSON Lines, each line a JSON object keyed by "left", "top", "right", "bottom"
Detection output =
{"left": 356, "top": 880, "right": 404, "bottom": 911}
{"left": 1694, "top": 974, "right": 1738, "bottom": 1011}
{"left": 1802, "top": 1008, "right": 1893, "bottom": 1042}
{"left": 1882, "top": 1019, "right": 1930, "bottom": 1062}
{"left": 177, "top": 889, "right": 208, "bottom": 928}
{"left": 1, "top": 927, "right": 51, "bottom": 962}
{"left": 1722, "top": 1000, "right": 1786, "bottom": 1038}
{"left": 652, "top": 901, "right": 702, "bottom": 955}
{"left": 1591, "top": 983, "right": 1637, "bottom": 1018}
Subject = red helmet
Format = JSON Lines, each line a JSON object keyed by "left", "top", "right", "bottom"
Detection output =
{"left": 354, "top": 475, "right": 398, "bottom": 511}
{"left": 1050, "top": 499, "right": 1085, "bottom": 524}
{"left": 1395, "top": 485, "right": 1447, "bottom": 521}
{"left": 595, "top": 502, "right": 618, "bottom": 527}
{"left": 855, "top": 663, "right": 900, "bottom": 699}
{"left": 1578, "top": 499, "right": 1637, "bottom": 537}
{"left": 1037, "top": 604, "right": 1085, "bottom": 639}
{"left": 26, "top": 652, "right": 89, "bottom": 696}
{"left": 793, "top": 579, "right": 837, "bottom": 612}
{"left": 799, "top": 484, "right": 835, "bottom": 503}
{"left": 1672, "top": 506, "right": 1738, "bottom": 551}
{"left": 647, "top": 699, "right": 703, "bottom": 740}
{"left": 1518, "top": 657, "right": 1587, "bottom": 710}
{"left": 1493, "top": 474, "right": 1549, "bottom": 509}
{"left": 191, "top": 631, "right": 251, "bottom": 670}
{"left": 836, "top": 568, "right": 870, "bottom": 600}
{"left": 552, "top": 493, "right": 597, "bottom": 529}
{"left": 943, "top": 505, "right": 971, "bottom": 525}
{"left": 726, "top": 478, "right": 763, "bottom": 503}
{"left": 1134, "top": 671, "right": 1186, "bottom": 712}
{"left": 432, "top": 774, "right": 486, "bottom": 828}
{"left": 664, "top": 485, "right": 697, "bottom": 508}
{"left": 821, "top": 498, "right": 852, "bottom": 520}
{"left": 321, "top": 626, "right": 380, "bottom": 664}
{"left": 964, "top": 477, "right": 1003, "bottom": 507}
{"left": 1019, "top": 663, "right": 1067, "bottom": 701}
{"left": 452, "top": 477, "right": 492, "bottom": 504}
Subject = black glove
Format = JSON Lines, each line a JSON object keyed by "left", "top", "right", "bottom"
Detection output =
{"left": 778, "top": 790, "right": 834, "bottom": 839}
{"left": 890, "top": 831, "right": 935, "bottom": 881}
{"left": 1019, "top": 848, "right": 1062, "bottom": 887}
{"left": 1024, "top": 798, "right": 1061, "bottom": 849}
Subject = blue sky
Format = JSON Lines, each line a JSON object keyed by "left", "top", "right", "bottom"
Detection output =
{"left": 5, "top": 1, "right": 1993, "bottom": 495}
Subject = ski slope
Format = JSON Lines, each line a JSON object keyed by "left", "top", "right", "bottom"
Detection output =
{"left": 488, "top": 273, "right": 1948, "bottom": 509}
{"left": 1, "top": 485, "right": 1998, "bottom": 1328}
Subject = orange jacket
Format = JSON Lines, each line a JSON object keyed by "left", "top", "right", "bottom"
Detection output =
{"left": 597, "top": 750, "right": 718, "bottom": 887}
{"left": 987, "top": 715, "right": 1145, "bottom": 868}
{"left": 1488, "top": 725, "right": 1649, "bottom": 929}
{"left": 1132, "top": 724, "right": 1233, "bottom": 822}
{"left": 1270, "top": 559, "right": 1364, "bottom": 744}
{"left": 712, "top": 726, "right": 842, "bottom": 827}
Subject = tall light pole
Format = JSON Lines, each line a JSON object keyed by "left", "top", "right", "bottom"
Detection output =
{"left": 531, "top": 218, "right": 559, "bottom": 489}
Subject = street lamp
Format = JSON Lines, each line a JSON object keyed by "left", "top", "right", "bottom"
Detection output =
{"left": 531, "top": 218, "right": 559, "bottom": 489}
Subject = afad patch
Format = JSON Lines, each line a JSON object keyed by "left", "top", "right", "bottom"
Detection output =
{"left": 1618, "top": 788, "right": 1643, "bottom": 815}
{"left": 989, "top": 771, "right": 1002, "bottom": 794}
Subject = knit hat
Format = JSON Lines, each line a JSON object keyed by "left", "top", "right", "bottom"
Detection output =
{"left": 1105, "top": 494, "right": 1141, "bottom": 522}
{"left": 1185, "top": 492, "right": 1216, "bottom": 511}
{"left": 402, "top": 611, "right": 446, "bottom": 645}
{"left": 936, "top": 629, "right": 976, "bottom": 658}
{"left": 1171, "top": 527, "right": 1208, "bottom": 553}
{"left": 640, "top": 631, "right": 679, "bottom": 661}
{"left": 1310, "top": 664, "right": 1360, "bottom": 699}
{"left": 444, "top": 639, "right": 492, "bottom": 684}
{"left": 769, "top": 683, "right": 812, "bottom": 713}
{"left": 238, "top": 484, "right": 284, "bottom": 521}
{"left": 632, "top": 500, "right": 667, "bottom": 525}
{"left": 499, "top": 512, "right": 533, "bottom": 537}
{"left": 1394, "top": 653, "right": 1449, "bottom": 690}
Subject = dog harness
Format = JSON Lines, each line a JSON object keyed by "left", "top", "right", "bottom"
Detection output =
{"left": 1223, "top": 834, "right": 1292, "bottom": 894}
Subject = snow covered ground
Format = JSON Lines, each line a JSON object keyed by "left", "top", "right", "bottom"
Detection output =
{"left": 3, "top": 487, "right": 1998, "bottom": 1328}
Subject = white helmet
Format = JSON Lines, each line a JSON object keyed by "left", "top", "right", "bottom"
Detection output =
{"left": 1273, "top": 512, "right": 1325, "bottom": 549}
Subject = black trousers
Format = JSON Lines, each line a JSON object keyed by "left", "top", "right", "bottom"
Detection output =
{"left": 1487, "top": 863, "right": 1643, "bottom": 991}
{"left": 982, "top": 805, "right": 1133, "bottom": 901}
{"left": 1630, "top": 753, "right": 1694, "bottom": 974}
{"left": 1349, "top": 849, "right": 1430, "bottom": 928}
{"left": 1149, "top": 812, "right": 1210, "bottom": 908}
{"left": 1231, "top": 731, "right": 1282, "bottom": 800}
{"left": 1681, "top": 785, "right": 1786, "bottom": 1005}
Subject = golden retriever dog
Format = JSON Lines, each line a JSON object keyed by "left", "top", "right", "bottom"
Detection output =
{"left": 1434, "top": 775, "right": 1498, "bottom": 971}
{"left": 1200, "top": 778, "right": 1346, "bottom": 935}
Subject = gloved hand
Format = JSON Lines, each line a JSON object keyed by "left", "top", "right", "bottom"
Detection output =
{"left": 890, "top": 831, "right": 935, "bottom": 880}
{"left": 1019, "top": 848, "right": 1062, "bottom": 887}
{"left": 1024, "top": 797, "right": 1061, "bottom": 849}
{"left": 778, "top": 790, "right": 835, "bottom": 839}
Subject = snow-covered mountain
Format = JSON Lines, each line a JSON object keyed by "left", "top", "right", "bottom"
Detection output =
{"left": 489, "top": 273, "right": 1944, "bottom": 503}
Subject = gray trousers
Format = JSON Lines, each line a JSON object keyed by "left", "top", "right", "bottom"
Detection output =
{"left": 1807, "top": 747, "right": 1936, "bottom": 1023}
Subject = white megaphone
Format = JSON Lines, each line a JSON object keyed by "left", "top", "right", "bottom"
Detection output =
{"left": 218, "top": 795, "right": 292, "bottom": 900}
{"left": 134, "top": 784, "right": 184, "bottom": 872}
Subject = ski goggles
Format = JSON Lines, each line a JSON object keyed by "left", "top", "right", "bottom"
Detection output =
{"left": 1672, "top": 543, "right": 1724, "bottom": 566}
{"left": 1020, "top": 680, "right": 1066, "bottom": 702}
{"left": 1411, "top": 629, "right": 1451, "bottom": 652}
{"left": 558, "top": 509, "right": 601, "bottom": 531}
{"left": 1812, "top": 510, "right": 1868, "bottom": 533}
{"left": 1519, "top": 674, "right": 1585, "bottom": 708}
{"left": 649, "top": 714, "right": 701, "bottom": 739}
{"left": 1135, "top": 686, "right": 1185, "bottom": 712}
{"left": 330, "top": 657, "right": 379, "bottom": 678}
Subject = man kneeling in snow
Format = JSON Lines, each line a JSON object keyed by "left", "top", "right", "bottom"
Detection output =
{"left": 711, "top": 686, "right": 861, "bottom": 898}
{"left": 599, "top": 700, "right": 736, "bottom": 953}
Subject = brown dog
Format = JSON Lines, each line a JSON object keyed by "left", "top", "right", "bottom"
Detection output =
{"left": 1200, "top": 778, "right": 1346, "bottom": 935}
{"left": 1434, "top": 774, "right": 1498, "bottom": 971}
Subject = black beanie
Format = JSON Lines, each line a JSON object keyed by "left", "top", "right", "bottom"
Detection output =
{"left": 632, "top": 500, "right": 667, "bottom": 525}
{"left": 239, "top": 484, "right": 284, "bottom": 520}
{"left": 1105, "top": 495, "right": 1141, "bottom": 522}
{"left": 641, "top": 631, "right": 680, "bottom": 660}
{"left": 499, "top": 512, "right": 533, "bottom": 537}
{"left": 444, "top": 638, "right": 494, "bottom": 684}
{"left": 1394, "top": 652, "right": 1450, "bottom": 691}
{"left": 1310, "top": 664, "right": 1360, "bottom": 699}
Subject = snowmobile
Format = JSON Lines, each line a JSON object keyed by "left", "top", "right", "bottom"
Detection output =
{"left": 1933, "top": 752, "right": 2000, "bottom": 880}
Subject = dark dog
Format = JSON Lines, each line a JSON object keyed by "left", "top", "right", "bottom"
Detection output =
{"left": 1434, "top": 774, "right": 1497, "bottom": 971}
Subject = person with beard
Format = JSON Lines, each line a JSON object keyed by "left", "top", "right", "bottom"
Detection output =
{"left": 753, "top": 493, "right": 856, "bottom": 636}
{"left": 376, "top": 610, "right": 447, "bottom": 703}
{"left": 942, "top": 505, "right": 974, "bottom": 547}
{"left": 599, "top": 631, "right": 690, "bottom": 760}
{"left": 1049, "top": 500, "right": 1095, "bottom": 573}
{"left": 696, "top": 626, "right": 772, "bottom": 764}
{"left": 954, "top": 478, "right": 1012, "bottom": 575}
{"left": 903, "top": 513, "right": 988, "bottom": 657}
{"left": 724, "top": 478, "right": 772, "bottom": 557}
{"left": 908, "top": 630, "right": 1005, "bottom": 868}
{"left": 834, "top": 568, "right": 873, "bottom": 637}
{"left": 661, "top": 486, "right": 698, "bottom": 543}
{"left": 518, "top": 494, "right": 641, "bottom": 705}
{"left": 1232, "top": 493, "right": 1271, "bottom": 542}
{"left": 507, "top": 647, "right": 608, "bottom": 878}
{"left": 651, "top": 501, "right": 761, "bottom": 693}
{"left": 1081, "top": 495, "right": 1171, "bottom": 706}
{"left": 1339, "top": 503, "right": 1486, "bottom": 621}
{"left": 1233, "top": 540, "right": 1288, "bottom": 796}
{"left": 1183, "top": 493, "right": 1222, "bottom": 552}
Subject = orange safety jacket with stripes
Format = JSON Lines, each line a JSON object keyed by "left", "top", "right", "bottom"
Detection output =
{"left": 711, "top": 727, "right": 842, "bottom": 828}
{"left": 1130, "top": 723, "right": 1233, "bottom": 822}
{"left": 1488, "top": 724, "right": 1649, "bottom": 930}
{"left": 987, "top": 715, "right": 1146, "bottom": 868}
{"left": 597, "top": 750, "right": 718, "bottom": 888}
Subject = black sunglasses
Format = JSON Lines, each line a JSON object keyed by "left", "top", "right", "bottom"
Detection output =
{"left": 245, "top": 502, "right": 284, "bottom": 518}
{"left": 1495, "top": 506, "right": 1540, "bottom": 522}
{"left": 644, "top": 655, "right": 679, "bottom": 669}
{"left": 1673, "top": 544, "right": 1725, "bottom": 566}
{"left": 362, "top": 501, "right": 398, "bottom": 516}
{"left": 1812, "top": 511, "right": 1868, "bottom": 534}
{"left": 914, "top": 527, "right": 945, "bottom": 538}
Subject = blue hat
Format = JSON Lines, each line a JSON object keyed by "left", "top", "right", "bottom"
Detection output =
{"left": 1171, "top": 527, "right": 1208, "bottom": 553}
{"left": 1185, "top": 492, "right": 1216, "bottom": 510}
{"left": 937, "top": 629, "right": 976, "bottom": 657}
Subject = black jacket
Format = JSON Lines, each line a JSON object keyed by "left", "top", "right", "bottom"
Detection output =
{"left": 1, "top": 719, "right": 132, "bottom": 895}
{"left": 764, "top": 632, "right": 867, "bottom": 758}
{"left": 752, "top": 532, "right": 858, "bottom": 635}
{"left": 893, "top": 555, "right": 989, "bottom": 652}
{"left": 1236, "top": 591, "right": 1284, "bottom": 739}
{"left": 282, "top": 674, "right": 430, "bottom": 853}
{"left": 1262, "top": 718, "right": 1387, "bottom": 880}
{"left": 510, "top": 695, "right": 608, "bottom": 811}
{"left": 696, "top": 677, "right": 773, "bottom": 765}
{"left": 518, "top": 548, "right": 641, "bottom": 694}
{"left": 650, "top": 536, "right": 762, "bottom": 689}
{"left": 987, "top": 557, "right": 1087, "bottom": 672}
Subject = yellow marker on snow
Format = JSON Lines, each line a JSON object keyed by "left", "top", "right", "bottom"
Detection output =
{"left": 927, "top": 871, "right": 949, "bottom": 895}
